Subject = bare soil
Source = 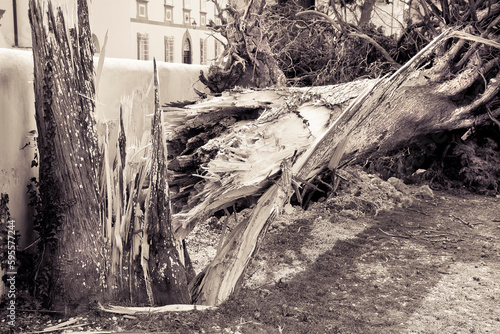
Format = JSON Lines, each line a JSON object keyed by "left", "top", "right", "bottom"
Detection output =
{"left": 2, "top": 168, "right": 500, "bottom": 333}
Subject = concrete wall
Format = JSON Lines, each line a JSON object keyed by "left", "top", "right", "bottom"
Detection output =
{"left": 0, "top": 48, "right": 207, "bottom": 251}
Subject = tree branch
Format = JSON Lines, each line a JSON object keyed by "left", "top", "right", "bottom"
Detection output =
{"left": 296, "top": 10, "right": 401, "bottom": 69}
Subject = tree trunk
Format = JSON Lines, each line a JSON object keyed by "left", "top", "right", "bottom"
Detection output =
{"left": 191, "top": 159, "right": 293, "bottom": 305}
{"left": 359, "top": 0, "right": 376, "bottom": 26}
{"left": 143, "top": 60, "right": 190, "bottom": 305}
{"left": 29, "top": 0, "right": 107, "bottom": 312}
{"left": 29, "top": 0, "right": 193, "bottom": 311}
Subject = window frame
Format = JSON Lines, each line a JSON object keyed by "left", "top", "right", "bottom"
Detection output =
{"left": 165, "top": 6, "right": 173, "bottom": 22}
{"left": 164, "top": 36, "right": 174, "bottom": 63}
{"left": 200, "top": 38, "right": 207, "bottom": 65}
{"left": 137, "top": 33, "right": 149, "bottom": 61}
{"left": 183, "top": 38, "right": 192, "bottom": 64}
{"left": 137, "top": 1, "right": 148, "bottom": 19}
{"left": 184, "top": 10, "right": 191, "bottom": 25}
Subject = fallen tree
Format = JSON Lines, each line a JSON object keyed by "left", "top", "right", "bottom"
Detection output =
{"left": 24, "top": 0, "right": 499, "bottom": 312}
{"left": 165, "top": 23, "right": 499, "bottom": 305}
{"left": 200, "top": 0, "right": 287, "bottom": 92}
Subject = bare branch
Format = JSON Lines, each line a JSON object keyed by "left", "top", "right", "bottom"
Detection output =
{"left": 296, "top": 10, "right": 401, "bottom": 69}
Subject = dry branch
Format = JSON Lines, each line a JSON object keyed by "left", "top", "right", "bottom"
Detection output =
{"left": 295, "top": 10, "right": 401, "bottom": 69}
{"left": 98, "top": 303, "right": 215, "bottom": 315}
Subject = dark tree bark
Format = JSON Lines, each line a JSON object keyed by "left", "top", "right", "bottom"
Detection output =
{"left": 144, "top": 60, "right": 190, "bottom": 305}
{"left": 359, "top": 0, "right": 376, "bottom": 26}
{"left": 29, "top": 0, "right": 107, "bottom": 312}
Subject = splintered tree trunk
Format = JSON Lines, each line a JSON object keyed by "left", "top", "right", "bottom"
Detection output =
{"left": 143, "top": 60, "right": 190, "bottom": 305}
{"left": 29, "top": 0, "right": 107, "bottom": 311}
{"left": 191, "top": 159, "right": 293, "bottom": 305}
{"left": 173, "top": 26, "right": 500, "bottom": 306}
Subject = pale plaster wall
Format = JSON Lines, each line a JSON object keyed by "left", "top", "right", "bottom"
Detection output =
{"left": 0, "top": 48, "right": 37, "bottom": 249}
{"left": 0, "top": 47, "right": 207, "bottom": 248}
{"left": 90, "top": 0, "right": 133, "bottom": 59}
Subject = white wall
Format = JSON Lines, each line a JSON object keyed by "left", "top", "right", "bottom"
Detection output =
{"left": 129, "top": 0, "right": 224, "bottom": 63}
{"left": 0, "top": 48, "right": 207, "bottom": 250}
{"left": 0, "top": 48, "right": 37, "bottom": 248}
{"left": 97, "top": 55, "right": 207, "bottom": 120}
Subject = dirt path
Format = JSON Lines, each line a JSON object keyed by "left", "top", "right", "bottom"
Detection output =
{"left": 223, "top": 189, "right": 500, "bottom": 334}
{"left": 3, "top": 176, "right": 500, "bottom": 333}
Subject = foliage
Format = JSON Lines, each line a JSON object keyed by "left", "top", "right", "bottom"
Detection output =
{"left": 450, "top": 134, "right": 500, "bottom": 195}
{"left": 366, "top": 126, "right": 500, "bottom": 195}
{"left": 0, "top": 186, "right": 45, "bottom": 311}
{"left": 261, "top": 1, "right": 397, "bottom": 86}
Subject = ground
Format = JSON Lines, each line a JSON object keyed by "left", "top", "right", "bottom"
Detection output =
{"left": 2, "top": 167, "right": 499, "bottom": 333}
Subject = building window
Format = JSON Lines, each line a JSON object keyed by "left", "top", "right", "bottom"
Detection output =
{"left": 215, "top": 40, "right": 221, "bottom": 58}
{"left": 183, "top": 0, "right": 191, "bottom": 10}
{"left": 164, "top": 0, "right": 173, "bottom": 5}
{"left": 200, "top": 0, "right": 207, "bottom": 13}
{"left": 165, "top": 36, "right": 174, "bottom": 62}
{"left": 200, "top": 14, "right": 206, "bottom": 26}
{"left": 183, "top": 39, "right": 191, "bottom": 64}
{"left": 184, "top": 11, "right": 191, "bottom": 25}
{"left": 200, "top": 39, "right": 207, "bottom": 65}
{"left": 137, "top": 1, "right": 148, "bottom": 19}
{"left": 137, "top": 33, "right": 149, "bottom": 60}
{"left": 165, "top": 6, "right": 172, "bottom": 22}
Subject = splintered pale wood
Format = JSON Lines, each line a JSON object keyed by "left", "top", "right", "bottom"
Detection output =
{"left": 189, "top": 29, "right": 484, "bottom": 307}
{"left": 171, "top": 80, "right": 376, "bottom": 240}
{"left": 98, "top": 302, "right": 215, "bottom": 315}
{"left": 191, "top": 159, "right": 293, "bottom": 306}
{"left": 173, "top": 109, "right": 315, "bottom": 240}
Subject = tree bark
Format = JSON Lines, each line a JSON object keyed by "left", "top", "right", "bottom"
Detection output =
{"left": 29, "top": 0, "right": 107, "bottom": 312}
{"left": 359, "top": 0, "right": 376, "bottom": 26}
{"left": 144, "top": 60, "right": 190, "bottom": 305}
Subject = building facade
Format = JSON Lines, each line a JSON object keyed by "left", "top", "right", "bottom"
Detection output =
{"left": 131, "top": 0, "right": 224, "bottom": 64}
{"left": 0, "top": 0, "right": 225, "bottom": 64}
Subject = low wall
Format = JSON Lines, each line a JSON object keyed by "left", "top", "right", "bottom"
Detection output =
{"left": 0, "top": 48, "right": 208, "bottom": 250}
